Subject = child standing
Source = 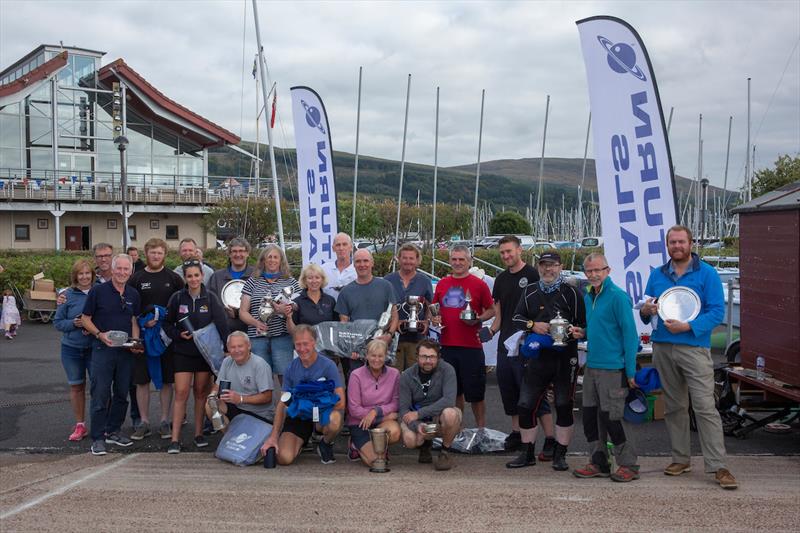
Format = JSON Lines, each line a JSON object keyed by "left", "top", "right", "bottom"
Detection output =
{"left": 2, "top": 289, "right": 21, "bottom": 339}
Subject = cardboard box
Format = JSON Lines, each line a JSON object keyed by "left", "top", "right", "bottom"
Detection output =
{"left": 33, "top": 279, "right": 55, "bottom": 292}
{"left": 29, "top": 289, "right": 57, "bottom": 301}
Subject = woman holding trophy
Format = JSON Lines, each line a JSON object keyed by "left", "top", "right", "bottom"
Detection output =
{"left": 163, "top": 260, "right": 230, "bottom": 452}
{"left": 346, "top": 339, "right": 401, "bottom": 468}
{"left": 239, "top": 245, "right": 300, "bottom": 385}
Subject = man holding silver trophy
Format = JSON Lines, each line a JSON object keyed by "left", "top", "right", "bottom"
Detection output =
{"left": 207, "top": 237, "right": 255, "bottom": 334}
{"left": 638, "top": 225, "right": 736, "bottom": 490}
{"left": 384, "top": 243, "right": 434, "bottom": 371}
{"left": 510, "top": 251, "right": 586, "bottom": 472}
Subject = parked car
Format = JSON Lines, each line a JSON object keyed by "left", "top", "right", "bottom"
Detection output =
{"left": 475, "top": 236, "right": 504, "bottom": 248}
{"left": 554, "top": 241, "right": 581, "bottom": 249}
{"left": 525, "top": 241, "right": 556, "bottom": 251}
{"left": 354, "top": 241, "right": 377, "bottom": 253}
{"left": 580, "top": 236, "right": 604, "bottom": 248}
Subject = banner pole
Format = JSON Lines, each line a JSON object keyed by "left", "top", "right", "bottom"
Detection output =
{"left": 431, "top": 86, "right": 440, "bottom": 276}
{"left": 252, "top": 0, "right": 284, "bottom": 249}
{"left": 471, "top": 89, "right": 485, "bottom": 253}
{"left": 351, "top": 66, "right": 362, "bottom": 240}
{"left": 392, "top": 74, "right": 412, "bottom": 268}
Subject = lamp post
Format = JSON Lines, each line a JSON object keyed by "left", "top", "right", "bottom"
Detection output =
{"left": 114, "top": 135, "right": 130, "bottom": 250}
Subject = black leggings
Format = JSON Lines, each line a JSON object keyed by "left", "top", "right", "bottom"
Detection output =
{"left": 517, "top": 349, "right": 579, "bottom": 429}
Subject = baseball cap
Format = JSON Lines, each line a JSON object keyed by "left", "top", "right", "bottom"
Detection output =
{"left": 538, "top": 251, "right": 562, "bottom": 264}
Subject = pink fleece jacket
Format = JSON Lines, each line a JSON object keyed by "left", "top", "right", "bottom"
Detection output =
{"left": 346, "top": 365, "right": 400, "bottom": 426}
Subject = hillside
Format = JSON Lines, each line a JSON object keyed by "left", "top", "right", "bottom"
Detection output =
{"left": 208, "top": 143, "right": 713, "bottom": 211}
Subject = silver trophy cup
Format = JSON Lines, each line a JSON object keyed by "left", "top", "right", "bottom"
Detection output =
{"left": 369, "top": 427, "right": 391, "bottom": 473}
{"left": 404, "top": 295, "right": 422, "bottom": 333}
{"left": 549, "top": 310, "right": 571, "bottom": 347}
{"left": 460, "top": 290, "right": 477, "bottom": 322}
{"left": 372, "top": 303, "right": 394, "bottom": 339}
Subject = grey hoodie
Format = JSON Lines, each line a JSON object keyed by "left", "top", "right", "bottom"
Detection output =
{"left": 398, "top": 360, "right": 457, "bottom": 431}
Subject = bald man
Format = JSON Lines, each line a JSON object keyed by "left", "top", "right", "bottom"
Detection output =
{"left": 322, "top": 232, "right": 357, "bottom": 300}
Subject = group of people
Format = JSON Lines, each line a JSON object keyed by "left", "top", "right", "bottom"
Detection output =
{"left": 49, "top": 226, "right": 737, "bottom": 488}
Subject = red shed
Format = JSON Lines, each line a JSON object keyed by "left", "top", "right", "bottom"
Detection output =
{"left": 731, "top": 181, "right": 800, "bottom": 387}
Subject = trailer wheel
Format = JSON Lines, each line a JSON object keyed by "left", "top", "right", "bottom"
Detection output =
{"left": 725, "top": 341, "right": 740, "bottom": 364}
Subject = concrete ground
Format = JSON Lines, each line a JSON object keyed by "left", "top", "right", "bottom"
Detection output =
{"left": 1, "top": 321, "right": 799, "bottom": 531}
{"left": 1, "top": 453, "right": 799, "bottom": 532}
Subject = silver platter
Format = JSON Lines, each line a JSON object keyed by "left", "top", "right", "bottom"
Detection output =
{"left": 657, "top": 286, "right": 701, "bottom": 323}
{"left": 221, "top": 279, "right": 245, "bottom": 310}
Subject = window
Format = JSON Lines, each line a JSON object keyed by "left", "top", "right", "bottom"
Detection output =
{"left": 128, "top": 225, "right": 137, "bottom": 241}
{"left": 165, "top": 225, "right": 179, "bottom": 240}
{"left": 15, "top": 224, "right": 30, "bottom": 241}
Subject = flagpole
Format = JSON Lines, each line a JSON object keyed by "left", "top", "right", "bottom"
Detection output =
{"left": 431, "top": 86, "right": 440, "bottom": 276}
{"left": 534, "top": 94, "right": 550, "bottom": 238}
{"left": 252, "top": 0, "right": 284, "bottom": 249}
{"left": 351, "top": 66, "right": 362, "bottom": 240}
{"left": 392, "top": 74, "right": 412, "bottom": 267}
{"left": 471, "top": 89, "right": 485, "bottom": 253}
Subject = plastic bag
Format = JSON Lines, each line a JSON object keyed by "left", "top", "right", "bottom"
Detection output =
{"left": 215, "top": 413, "right": 273, "bottom": 466}
{"left": 193, "top": 323, "right": 226, "bottom": 375}
{"left": 433, "top": 427, "right": 509, "bottom": 454}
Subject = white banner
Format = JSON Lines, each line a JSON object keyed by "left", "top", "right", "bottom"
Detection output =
{"left": 291, "top": 86, "right": 338, "bottom": 267}
{"left": 576, "top": 16, "right": 678, "bottom": 314}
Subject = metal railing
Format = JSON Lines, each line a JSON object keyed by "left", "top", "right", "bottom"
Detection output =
{"left": 0, "top": 168, "right": 272, "bottom": 206}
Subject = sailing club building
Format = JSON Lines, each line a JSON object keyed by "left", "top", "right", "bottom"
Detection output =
{"left": 0, "top": 44, "right": 246, "bottom": 250}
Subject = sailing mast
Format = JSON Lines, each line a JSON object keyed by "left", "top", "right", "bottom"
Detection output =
{"left": 392, "top": 74, "right": 412, "bottom": 266}
{"left": 430, "top": 86, "right": 440, "bottom": 275}
{"left": 351, "top": 66, "right": 362, "bottom": 240}
{"left": 534, "top": 95, "right": 550, "bottom": 238}
{"left": 471, "top": 89, "right": 485, "bottom": 252}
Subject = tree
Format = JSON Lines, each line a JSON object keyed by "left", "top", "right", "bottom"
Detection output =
{"left": 751, "top": 155, "right": 800, "bottom": 198}
{"left": 489, "top": 211, "right": 531, "bottom": 235}
{"left": 200, "top": 198, "right": 299, "bottom": 246}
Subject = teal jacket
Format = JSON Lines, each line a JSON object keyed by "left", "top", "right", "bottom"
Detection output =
{"left": 584, "top": 277, "right": 639, "bottom": 378}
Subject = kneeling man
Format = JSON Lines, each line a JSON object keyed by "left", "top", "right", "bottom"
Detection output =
{"left": 261, "top": 325, "right": 345, "bottom": 465}
{"left": 398, "top": 339, "right": 462, "bottom": 471}
{"left": 205, "top": 332, "right": 274, "bottom": 435}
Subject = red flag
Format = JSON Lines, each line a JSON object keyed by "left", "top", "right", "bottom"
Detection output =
{"left": 270, "top": 92, "right": 277, "bottom": 128}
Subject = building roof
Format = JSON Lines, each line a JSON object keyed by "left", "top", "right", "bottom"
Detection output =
{"left": 98, "top": 59, "right": 240, "bottom": 149}
{"left": 0, "top": 51, "right": 68, "bottom": 100}
{"left": 731, "top": 181, "right": 800, "bottom": 214}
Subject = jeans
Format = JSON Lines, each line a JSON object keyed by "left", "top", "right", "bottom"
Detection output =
{"left": 61, "top": 343, "right": 92, "bottom": 385}
{"left": 89, "top": 342, "right": 135, "bottom": 441}
{"left": 250, "top": 334, "right": 294, "bottom": 375}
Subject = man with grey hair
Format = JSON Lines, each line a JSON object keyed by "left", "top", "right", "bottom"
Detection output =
{"left": 570, "top": 253, "right": 640, "bottom": 482}
{"left": 431, "top": 245, "right": 494, "bottom": 429}
{"left": 322, "top": 232, "right": 357, "bottom": 299}
{"left": 208, "top": 237, "right": 255, "bottom": 333}
{"left": 174, "top": 238, "right": 214, "bottom": 284}
{"left": 81, "top": 253, "right": 142, "bottom": 456}
{"left": 205, "top": 330, "right": 274, "bottom": 430}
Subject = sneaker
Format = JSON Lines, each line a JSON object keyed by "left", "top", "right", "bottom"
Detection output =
{"left": 340, "top": 426, "right": 351, "bottom": 437}
{"left": 105, "top": 432, "right": 133, "bottom": 447}
{"left": 193, "top": 435, "right": 209, "bottom": 448}
{"left": 91, "top": 440, "right": 107, "bottom": 456}
{"left": 573, "top": 462, "right": 611, "bottom": 478}
{"left": 503, "top": 431, "right": 522, "bottom": 451}
{"left": 664, "top": 462, "right": 692, "bottom": 476}
{"left": 202, "top": 418, "right": 218, "bottom": 436}
{"left": 434, "top": 449, "right": 452, "bottom": 471}
{"left": 167, "top": 441, "right": 181, "bottom": 454}
{"left": 715, "top": 468, "right": 738, "bottom": 490}
{"left": 317, "top": 439, "right": 336, "bottom": 464}
{"left": 538, "top": 437, "right": 556, "bottom": 462}
{"left": 610, "top": 465, "right": 640, "bottom": 482}
{"left": 348, "top": 440, "right": 360, "bottom": 462}
{"left": 130, "top": 423, "right": 151, "bottom": 441}
{"left": 418, "top": 441, "right": 433, "bottom": 464}
{"left": 69, "top": 423, "right": 88, "bottom": 442}
{"left": 159, "top": 421, "right": 172, "bottom": 440}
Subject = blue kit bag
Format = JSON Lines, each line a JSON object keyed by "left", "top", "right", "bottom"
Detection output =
{"left": 215, "top": 413, "right": 273, "bottom": 466}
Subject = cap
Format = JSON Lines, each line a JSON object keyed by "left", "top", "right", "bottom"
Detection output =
{"left": 538, "top": 251, "right": 562, "bottom": 264}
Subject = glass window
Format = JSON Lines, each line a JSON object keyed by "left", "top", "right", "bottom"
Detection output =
{"left": 152, "top": 128, "right": 178, "bottom": 156}
{"left": 0, "top": 114, "right": 21, "bottom": 148}
{"left": 29, "top": 148, "right": 52, "bottom": 170}
{"left": 128, "top": 225, "right": 137, "bottom": 241}
{"left": 127, "top": 155, "right": 151, "bottom": 174}
{"left": 165, "top": 225, "right": 179, "bottom": 240}
{"left": 0, "top": 102, "right": 21, "bottom": 115}
{"left": 153, "top": 155, "right": 177, "bottom": 176}
{"left": 178, "top": 156, "right": 202, "bottom": 177}
{"left": 125, "top": 125, "right": 151, "bottom": 156}
{"left": 73, "top": 55, "right": 96, "bottom": 86}
{"left": 0, "top": 147, "right": 23, "bottom": 168}
{"left": 15, "top": 224, "right": 30, "bottom": 241}
{"left": 28, "top": 116, "right": 52, "bottom": 145}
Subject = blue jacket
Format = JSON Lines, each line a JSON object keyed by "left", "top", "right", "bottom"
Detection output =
{"left": 642, "top": 253, "right": 724, "bottom": 348}
{"left": 584, "top": 277, "right": 639, "bottom": 378}
{"left": 53, "top": 287, "right": 92, "bottom": 349}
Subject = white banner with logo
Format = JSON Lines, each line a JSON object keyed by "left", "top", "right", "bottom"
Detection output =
{"left": 576, "top": 16, "right": 678, "bottom": 320}
{"left": 291, "top": 86, "right": 338, "bottom": 267}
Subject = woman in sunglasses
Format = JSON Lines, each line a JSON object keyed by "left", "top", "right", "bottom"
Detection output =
{"left": 163, "top": 260, "right": 229, "bottom": 453}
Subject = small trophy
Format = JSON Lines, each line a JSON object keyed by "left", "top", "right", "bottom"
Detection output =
{"left": 404, "top": 295, "right": 422, "bottom": 333}
{"left": 549, "top": 310, "right": 571, "bottom": 347}
{"left": 369, "top": 427, "right": 391, "bottom": 473}
{"left": 460, "top": 290, "right": 477, "bottom": 322}
{"left": 372, "top": 303, "right": 393, "bottom": 339}
{"left": 258, "top": 298, "right": 275, "bottom": 336}
{"left": 274, "top": 286, "right": 299, "bottom": 311}
{"left": 421, "top": 422, "right": 439, "bottom": 435}
{"left": 207, "top": 395, "right": 226, "bottom": 431}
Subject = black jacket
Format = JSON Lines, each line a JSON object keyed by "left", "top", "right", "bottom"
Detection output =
{"left": 164, "top": 286, "right": 230, "bottom": 358}
{"left": 512, "top": 281, "right": 586, "bottom": 354}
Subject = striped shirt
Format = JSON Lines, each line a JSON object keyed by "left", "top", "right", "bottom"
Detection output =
{"left": 242, "top": 275, "right": 300, "bottom": 338}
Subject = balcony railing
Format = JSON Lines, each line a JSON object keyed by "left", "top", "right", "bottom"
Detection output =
{"left": 0, "top": 168, "right": 272, "bottom": 206}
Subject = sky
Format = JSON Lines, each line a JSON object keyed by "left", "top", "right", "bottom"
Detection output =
{"left": 1, "top": 0, "right": 798, "bottom": 193}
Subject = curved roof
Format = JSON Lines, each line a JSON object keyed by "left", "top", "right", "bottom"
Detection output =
{"left": 0, "top": 51, "right": 68, "bottom": 103}
{"left": 98, "top": 59, "right": 240, "bottom": 148}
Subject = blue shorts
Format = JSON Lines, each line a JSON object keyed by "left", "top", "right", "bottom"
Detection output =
{"left": 348, "top": 425, "right": 372, "bottom": 450}
{"left": 61, "top": 343, "right": 92, "bottom": 385}
{"left": 250, "top": 334, "right": 294, "bottom": 375}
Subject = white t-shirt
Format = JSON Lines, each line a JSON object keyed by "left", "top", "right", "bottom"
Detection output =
{"left": 321, "top": 260, "right": 356, "bottom": 300}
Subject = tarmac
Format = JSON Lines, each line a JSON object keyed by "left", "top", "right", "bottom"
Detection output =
{"left": 1, "top": 321, "right": 799, "bottom": 531}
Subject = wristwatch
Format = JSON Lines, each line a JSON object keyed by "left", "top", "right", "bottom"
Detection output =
{"left": 526, "top": 320, "right": 534, "bottom": 331}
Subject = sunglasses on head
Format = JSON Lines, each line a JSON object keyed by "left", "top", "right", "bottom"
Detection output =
{"left": 183, "top": 260, "right": 201, "bottom": 268}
